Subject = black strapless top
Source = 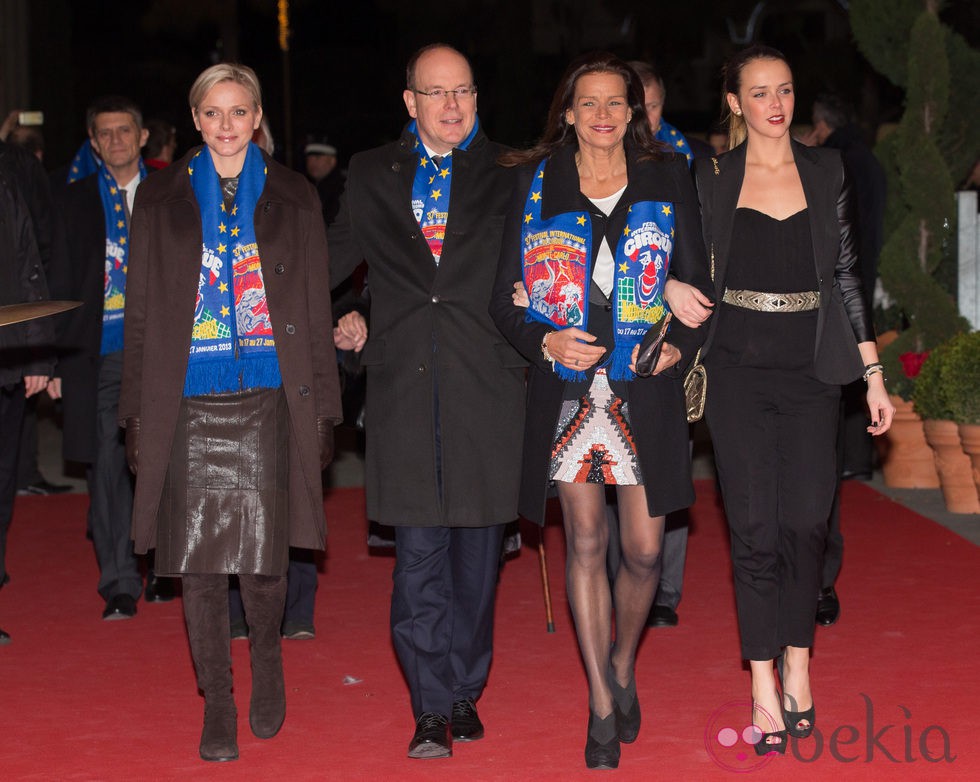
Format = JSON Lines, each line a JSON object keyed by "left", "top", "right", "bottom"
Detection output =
{"left": 709, "top": 208, "right": 819, "bottom": 371}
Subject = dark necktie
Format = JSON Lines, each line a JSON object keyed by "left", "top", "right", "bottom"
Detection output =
{"left": 432, "top": 155, "right": 443, "bottom": 169}
{"left": 120, "top": 188, "right": 131, "bottom": 226}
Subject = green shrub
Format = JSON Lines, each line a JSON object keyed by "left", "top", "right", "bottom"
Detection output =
{"left": 944, "top": 331, "right": 980, "bottom": 425}
{"left": 912, "top": 343, "right": 952, "bottom": 420}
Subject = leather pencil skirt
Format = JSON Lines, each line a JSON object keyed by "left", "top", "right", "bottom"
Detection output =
{"left": 153, "top": 387, "right": 289, "bottom": 577}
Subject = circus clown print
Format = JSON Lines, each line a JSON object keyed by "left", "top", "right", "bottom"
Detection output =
{"left": 524, "top": 226, "right": 590, "bottom": 328}
{"left": 103, "top": 238, "right": 126, "bottom": 318}
{"left": 615, "top": 202, "right": 675, "bottom": 327}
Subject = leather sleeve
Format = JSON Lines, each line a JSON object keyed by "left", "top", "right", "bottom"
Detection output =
{"left": 835, "top": 166, "right": 875, "bottom": 344}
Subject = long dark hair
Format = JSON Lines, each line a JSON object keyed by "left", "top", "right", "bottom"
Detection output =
{"left": 720, "top": 44, "right": 790, "bottom": 149}
{"left": 500, "top": 51, "right": 668, "bottom": 167}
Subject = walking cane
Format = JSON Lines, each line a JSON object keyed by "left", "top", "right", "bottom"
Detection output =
{"left": 537, "top": 526, "right": 555, "bottom": 633}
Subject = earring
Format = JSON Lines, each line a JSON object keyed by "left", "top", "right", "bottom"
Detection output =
{"left": 735, "top": 110, "right": 742, "bottom": 116}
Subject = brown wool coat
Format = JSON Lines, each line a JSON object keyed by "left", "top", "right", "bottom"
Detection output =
{"left": 119, "top": 147, "right": 342, "bottom": 555}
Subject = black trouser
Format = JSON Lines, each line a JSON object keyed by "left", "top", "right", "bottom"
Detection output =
{"left": 391, "top": 524, "right": 504, "bottom": 719}
{"left": 706, "top": 365, "right": 839, "bottom": 660}
{"left": 87, "top": 351, "right": 140, "bottom": 601}
{"left": 0, "top": 382, "right": 26, "bottom": 588}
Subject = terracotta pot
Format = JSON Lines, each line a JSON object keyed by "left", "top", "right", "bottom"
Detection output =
{"left": 958, "top": 423, "right": 980, "bottom": 503}
{"left": 922, "top": 420, "right": 980, "bottom": 514}
{"left": 876, "top": 329, "right": 900, "bottom": 351}
{"left": 878, "top": 395, "right": 940, "bottom": 489}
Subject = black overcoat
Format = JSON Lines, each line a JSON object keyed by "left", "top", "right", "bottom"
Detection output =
{"left": 490, "top": 143, "right": 713, "bottom": 526}
{"left": 328, "top": 125, "right": 526, "bottom": 528}
{"left": 49, "top": 175, "right": 109, "bottom": 463}
{"left": 118, "top": 147, "right": 342, "bottom": 554}
{"left": 693, "top": 140, "right": 873, "bottom": 385}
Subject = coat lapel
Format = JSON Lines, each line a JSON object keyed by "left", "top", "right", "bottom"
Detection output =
{"left": 710, "top": 143, "right": 745, "bottom": 298}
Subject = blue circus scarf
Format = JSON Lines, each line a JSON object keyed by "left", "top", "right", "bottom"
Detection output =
{"left": 67, "top": 139, "right": 100, "bottom": 183}
{"left": 409, "top": 116, "right": 480, "bottom": 263}
{"left": 521, "top": 158, "right": 675, "bottom": 382}
{"left": 98, "top": 158, "right": 146, "bottom": 354}
{"left": 184, "top": 143, "right": 281, "bottom": 396}
{"left": 656, "top": 119, "right": 693, "bottom": 167}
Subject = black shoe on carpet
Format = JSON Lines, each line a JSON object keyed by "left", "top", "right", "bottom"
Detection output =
{"left": 230, "top": 619, "right": 249, "bottom": 640}
{"left": 102, "top": 594, "right": 137, "bottom": 620}
{"left": 145, "top": 575, "right": 176, "bottom": 603}
{"left": 451, "top": 697, "right": 484, "bottom": 741}
{"left": 0, "top": 627, "right": 10, "bottom": 644}
{"left": 816, "top": 586, "right": 840, "bottom": 626}
{"left": 282, "top": 620, "right": 315, "bottom": 640}
{"left": 646, "top": 604, "right": 679, "bottom": 627}
{"left": 408, "top": 712, "right": 451, "bottom": 759}
{"left": 19, "top": 479, "right": 73, "bottom": 496}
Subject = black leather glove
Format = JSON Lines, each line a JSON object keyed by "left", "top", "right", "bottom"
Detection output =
{"left": 124, "top": 418, "right": 140, "bottom": 475}
{"left": 316, "top": 417, "right": 334, "bottom": 470}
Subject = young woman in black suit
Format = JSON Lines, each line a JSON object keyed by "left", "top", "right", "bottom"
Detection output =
{"left": 674, "top": 45, "right": 895, "bottom": 754}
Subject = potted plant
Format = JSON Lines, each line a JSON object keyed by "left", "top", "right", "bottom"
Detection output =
{"left": 914, "top": 341, "right": 979, "bottom": 512}
{"left": 878, "top": 350, "right": 939, "bottom": 488}
{"left": 944, "top": 331, "right": 980, "bottom": 503}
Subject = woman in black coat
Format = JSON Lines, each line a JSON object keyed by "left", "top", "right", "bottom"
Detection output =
{"left": 490, "top": 51, "right": 712, "bottom": 770}
{"left": 674, "top": 45, "right": 895, "bottom": 755}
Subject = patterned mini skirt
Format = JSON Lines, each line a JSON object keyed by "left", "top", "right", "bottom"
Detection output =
{"left": 550, "top": 368, "right": 641, "bottom": 485}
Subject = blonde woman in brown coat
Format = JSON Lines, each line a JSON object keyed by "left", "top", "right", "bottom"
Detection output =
{"left": 119, "top": 63, "right": 341, "bottom": 761}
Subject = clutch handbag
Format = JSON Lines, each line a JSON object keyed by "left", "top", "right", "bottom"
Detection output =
{"left": 634, "top": 312, "right": 673, "bottom": 377}
{"left": 684, "top": 349, "right": 706, "bottom": 423}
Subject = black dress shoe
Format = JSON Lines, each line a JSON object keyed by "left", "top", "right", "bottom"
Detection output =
{"left": 102, "top": 594, "right": 137, "bottom": 620}
{"left": 646, "top": 604, "right": 679, "bottom": 628}
{"left": 229, "top": 618, "right": 249, "bottom": 640}
{"left": 144, "top": 575, "right": 176, "bottom": 603}
{"left": 0, "top": 627, "right": 10, "bottom": 645}
{"left": 816, "top": 587, "right": 840, "bottom": 626}
{"left": 585, "top": 711, "right": 620, "bottom": 769}
{"left": 20, "top": 478, "right": 74, "bottom": 495}
{"left": 407, "top": 712, "right": 451, "bottom": 759}
{"left": 840, "top": 469, "right": 872, "bottom": 481}
{"left": 281, "top": 619, "right": 315, "bottom": 640}
{"left": 451, "top": 697, "right": 484, "bottom": 741}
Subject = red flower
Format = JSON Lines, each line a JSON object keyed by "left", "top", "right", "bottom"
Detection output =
{"left": 899, "top": 351, "right": 929, "bottom": 379}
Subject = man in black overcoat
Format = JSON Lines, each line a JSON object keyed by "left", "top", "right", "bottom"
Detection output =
{"left": 48, "top": 97, "right": 149, "bottom": 621}
{"left": 804, "top": 93, "right": 887, "bottom": 625}
{"left": 328, "top": 44, "right": 525, "bottom": 758}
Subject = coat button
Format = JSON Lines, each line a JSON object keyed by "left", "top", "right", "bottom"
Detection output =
{"left": 604, "top": 304, "right": 612, "bottom": 312}
{"left": 299, "top": 385, "right": 310, "bottom": 396}
{"left": 410, "top": 232, "right": 418, "bottom": 240}
{"left": 285, "top": 323, "right": 296, "bottom": 335}
{"left": 275, "top": 263, "right": 285, "bottom": 274}
{"left": 392, "top": 162, "right": 401, "bottom": 172}
{"left": 418, "top": 364, "right": 426, "bottom": 374}
{"left": 264, "top": 202, "right": 272, "bottom": 213}
{"left": 431, "top": 295, "right": 440, "bottom": 303}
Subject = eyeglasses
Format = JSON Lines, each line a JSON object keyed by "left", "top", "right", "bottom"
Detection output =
{"left": 413, "top": 87, "right": 477, "bottom": 101}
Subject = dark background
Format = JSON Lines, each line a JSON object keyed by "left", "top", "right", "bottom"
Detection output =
{"left": 6, "top": 0, "right": 980, "bottom": 172}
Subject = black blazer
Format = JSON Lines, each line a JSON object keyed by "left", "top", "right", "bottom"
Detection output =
{"left": 491, "top": 142, "right": 713, "bottom": 525}
{"left": 694, "top": 140, "right": 873, "bottom": 386}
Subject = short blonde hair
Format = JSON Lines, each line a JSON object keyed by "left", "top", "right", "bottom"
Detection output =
{"left": 188, "top": 63, "right": 262, "bottom": 113}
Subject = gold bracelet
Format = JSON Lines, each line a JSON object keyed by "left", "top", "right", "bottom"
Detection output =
{"left": 541, "top": 332, "right": 556, "bottom": 365}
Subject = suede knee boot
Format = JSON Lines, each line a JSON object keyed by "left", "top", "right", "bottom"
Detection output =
{"left": 239, "top": 574, "right": 287, "bottom": 739}
{"left": 183, "top": 574, "right": 238, "bottom": 761}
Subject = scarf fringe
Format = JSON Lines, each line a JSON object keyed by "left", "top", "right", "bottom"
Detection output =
{"left": 608, "top": 343, "right": 638, "bottom": 383}
{"left": 183, "top": 356, "right": 281, "bottom": 397}
{"left": 554, "top": 362, "right": 587, "bottom": 383}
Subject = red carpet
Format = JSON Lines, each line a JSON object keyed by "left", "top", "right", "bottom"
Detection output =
{"left": 0, "top": 482, "right": 977, "bottom": 780}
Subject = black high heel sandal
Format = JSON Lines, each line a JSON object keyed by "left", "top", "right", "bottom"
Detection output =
{"left": 752, "top": 701, "right": 787, "bottom": 756}
{"left": 777, "top": 655, "right": 816, "bottom": 739}
{"left": 606, "top": 660, "right": 641, "bottom": 743}
{"left": 585, "top": 711, "right": 620, "bottom": 770}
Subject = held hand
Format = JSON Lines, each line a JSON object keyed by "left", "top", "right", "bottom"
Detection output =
{"left": 628, "top": 342, "right": 681, "bottom": 375}
{"left": 46, "top": 377, "right": 62, "bottom": 400}
{"left": 664, "top": 279, "right": 713, "bottom": 328}
{"left": 23, "top": 375, "right": 48, "bottom": 398}
{"left": 333, "top": 311, "right": 368, "bottom": 352}
{"left": 512, "top": 281, "right": 530, "bottom": 308}
{"left": 545, "top": 328, "right": 606, "bottom": 370}
{"left": 865, "top": 377, "right": 895, "bottom": 435}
